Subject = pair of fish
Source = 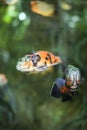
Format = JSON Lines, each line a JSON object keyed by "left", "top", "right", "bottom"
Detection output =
{"left": 16, "top": 51, "right": 83, "bottom": 102}
{"left": 16, "top": 50, "right": 62, "bottom": 73}
{"left": 50, "top": 65, "right": 82, "bottom": 102}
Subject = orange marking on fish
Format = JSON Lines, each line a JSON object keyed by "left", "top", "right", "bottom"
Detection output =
{"left": 60, "top": 86, "right": 69, "bottom": 93}
{"left": 60, "top": 86, "right": 72, "bottom": 96}
{"left": 35, "top": 51, "right": 62, "bottom": 66}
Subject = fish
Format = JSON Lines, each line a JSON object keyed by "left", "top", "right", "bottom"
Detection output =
{"left": 60, "top": 1, "right": 72, "bottom": 10}
{"left": 30, "top": 0, "right": 55, "bottom": 17}
{"left": 50, "top": 65, "right": 82, "bottom": 102}
{"left": 0, "top": 74, "right": 8, "bottom": 87}
{"left": 16, "top": 50, "right": 62, "bottom": 73}
{"left": 0, "top": 74, "right": 17, "bottom": 125}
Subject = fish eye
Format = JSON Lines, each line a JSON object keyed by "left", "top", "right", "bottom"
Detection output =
{"left": 19, "top": 58, "right": 22, "bottom": 62}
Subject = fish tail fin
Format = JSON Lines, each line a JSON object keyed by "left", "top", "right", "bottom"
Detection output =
{"left": 56, "top": 56, "right": 62, "bottom": 64}
{"left": 50, "top": 83, "right": 62, "bottom": 98}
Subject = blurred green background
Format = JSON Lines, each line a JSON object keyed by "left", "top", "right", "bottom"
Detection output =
{"left": 0, "top": 0, "right": 87, "bottom": 130}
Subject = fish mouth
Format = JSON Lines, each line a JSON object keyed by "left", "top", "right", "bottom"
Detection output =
{"left": 70, "top": 85, "right": 78, "bottom": 89}
{"left": 16, "top": 64, "right": 30, "bottom": 72}
{"left": 20, "top": 68, "right": 30, "bottom": 72}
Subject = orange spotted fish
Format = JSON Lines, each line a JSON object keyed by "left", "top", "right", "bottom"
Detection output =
{"left": 30, "top": 1, "right": 55, "bottom": 17}
{"left": 16, "top": 51, "right": 62, "bottom": 72}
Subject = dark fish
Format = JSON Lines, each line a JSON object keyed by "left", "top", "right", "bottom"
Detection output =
{"left": 50, "top": 65, "right": 82, "bottom": 102}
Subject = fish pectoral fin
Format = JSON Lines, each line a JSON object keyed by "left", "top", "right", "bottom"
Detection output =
{"left": 35, "top": 65, "right": 47, "bottom": 71}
